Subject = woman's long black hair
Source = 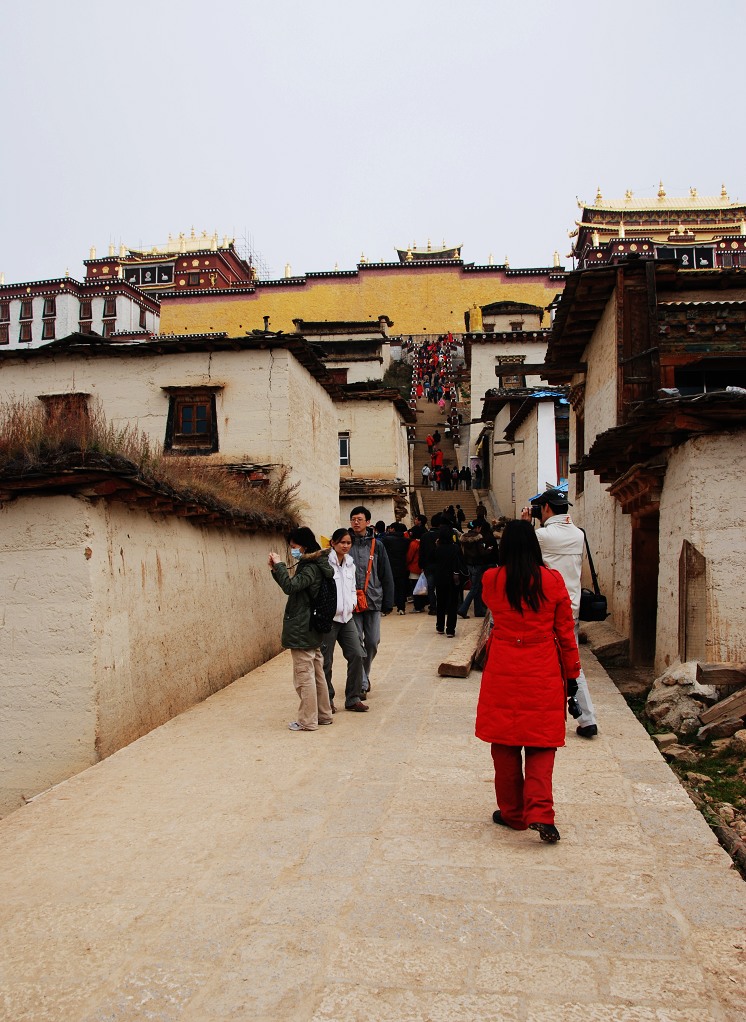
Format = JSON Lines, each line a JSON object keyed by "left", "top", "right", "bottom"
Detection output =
{"left": 499, "top": 520, "right": 546, "bottom": 614}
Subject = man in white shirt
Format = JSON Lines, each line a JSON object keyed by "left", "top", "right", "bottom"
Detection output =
{"left": 522, "top": 488, "right": 598, "bottom": 738}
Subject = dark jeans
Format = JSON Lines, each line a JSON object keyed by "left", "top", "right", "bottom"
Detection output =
{"left": 322, "top": 619, "right": 365, "bottom": 707}
{"left": 458, "top": 565, "right": 486, "bottom": 617}
{"left": 435, "top": 578, "right": 459, "bottom": 635}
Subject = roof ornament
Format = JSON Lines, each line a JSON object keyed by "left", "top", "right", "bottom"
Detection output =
{"left": 504, "top": 254, "right": 510, "bottom": 268}
{"left": 722, "top": 183, "right": 729, "bottom": 200}
{"left": 592, "top": 231, "right": 600, "bottom": 248}
{"left": 595, "top": 186, "right": 603, "bottom": 204}
{"left": 690, "top": 186, "right": 698, "bottom": 198}
{"left": 427, "top": 238, "right": 432, "bottom": 252}
{"left": 658, "top": 180, "right": 666, "bottom": 199}
{"left": 618, "top": 222, "right": 625, "bottom": 239}
{"left": 405, "top": 248, "right": 413, "bottom": 261}
{"left": 625, "top": 189, "right": 633, "bottom": 200}
{"left": 553, "top": 251, "right": 560, "bottom": 267}
{"left": 740, "top": 219, "right": 746, "bottom": 237}
{"left": 284, "top": 263, "right": 292, "bottom": 278}
{"left": 360, "top": 252, "right": 367, "bottom": 264}
{"left": 90, "top": 246, "right": 96, "bottom": 259}
{"left": 108, "top": 243, "right": 115, "bottom": 257}
{"left": 488, "top": 252, "right": 494, "bottom": 265}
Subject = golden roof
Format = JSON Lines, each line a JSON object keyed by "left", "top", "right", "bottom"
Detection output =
{"left": 579, "top": 185, "right": 742, "bottom": 214}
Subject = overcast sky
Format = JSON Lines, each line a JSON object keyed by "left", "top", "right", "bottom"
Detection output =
{"left": 2, "top": 1, "right": 744, "bottom": 284}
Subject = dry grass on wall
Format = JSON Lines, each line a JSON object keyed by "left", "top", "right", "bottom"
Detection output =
{"left": 0, "top": 398, "right": 304, "bottom": 528}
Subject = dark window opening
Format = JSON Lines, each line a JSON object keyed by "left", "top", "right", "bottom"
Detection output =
{"left": 79, "top": 300, "right": 92, "bottom": 320}
{"left": 674, "top": 363, "right": 746, "bottom": 395}
{"left": 43, "top": 297, "right": 56, "bottom": 317}
{"left": 103, "top": 297, "right": 116, "bottom": 317}
{"left": 19, "top": 300, "right": 32, "bottom": 320}
{"left": 42, "top": 319, "right": 55, "bottom": 340}
{"left": 19, "top": 323, "right": 32, "bottom": 342}
{"left": 0, "top": 302, "right": 10, "bottom": 322}
{"left": 164, "top": 390, "right": 220, "bottom": 454}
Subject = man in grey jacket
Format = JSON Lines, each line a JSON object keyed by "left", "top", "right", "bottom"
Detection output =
{"left": 523, "top": 489, "right": 599, "bottom": 739}
{"left": 349, "top": 506, "right": 394, "bottom": 696}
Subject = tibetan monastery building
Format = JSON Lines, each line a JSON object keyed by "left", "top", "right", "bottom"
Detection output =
{"left": 571, "top": 183, "right": 746, "bottom": 270}
{"left": 155, "top": 242, "right": 565, "bottom": 337}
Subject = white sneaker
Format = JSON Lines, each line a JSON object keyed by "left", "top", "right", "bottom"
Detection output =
{"left": 288, "top": 722, "right": 303, "bottom": 731}
{"left": 398, "top": 610, "right": 405, "bottom": 615}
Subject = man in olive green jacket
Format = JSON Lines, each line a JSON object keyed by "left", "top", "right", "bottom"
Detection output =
{"left": 269, "top": 527, "right": 335, "bottom": 731}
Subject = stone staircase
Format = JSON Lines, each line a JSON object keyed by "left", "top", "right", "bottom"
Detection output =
{"left": 411, "top": 393, "right": 481, "bottom": 523}
{"left": 417, "top": 487, "right": 479, "bottom": 521}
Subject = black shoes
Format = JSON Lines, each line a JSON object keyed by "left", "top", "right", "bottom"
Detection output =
{"left": 529, "top": 822, "right": 561, "bottom": 843}
{"left": 492, "top": 810, "right": 509, "bottom": 827}
{"left": 576, "top": 724, "right": 598, "bottom": 739}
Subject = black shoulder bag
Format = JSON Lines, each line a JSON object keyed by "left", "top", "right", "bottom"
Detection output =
{"left": 579, "top": 530, "right": 608, "bottom": 622}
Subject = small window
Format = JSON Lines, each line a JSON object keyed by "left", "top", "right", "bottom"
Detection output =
{"left": 43, "top": 297, "right": 56, "bottom": 317}
{"left": 19, "top": 323, "right": 32, "bottom": 342}
{"left": 79, "top": 299, "right": 92, "bottom": 320}
{"left": 164, "top": 389, "right": 220, "bottom": 454}
{"left": 20, "top": 300, "right": 33, "bottom": 320}
{"left": 188, "top": 272, "right": 200, "bottom": 286}
{"left": 79, "top": 320, "right": 93, "bottom": 334}
{"left": 0, "top": 324, "right": 9, "bottom": 345}
{"left": 102, "top": 319, "right": 115, "bottom": 337}
{"left": 339, "top": 432, "right": 351, "bottom": 466}
{"left": 42, "top": 319, "right": 56, "bottom": 340}
{"left": 103, "top": 297, "right": 116, "bottom": 317}
{"left": 0, "top": 302, "right": 9, "bottom": 322}
{"left": 139, "top": 307, "right": 147, "bottom": 329}
{"left": 39, "top": 393, "right": 90, "bottom": 432}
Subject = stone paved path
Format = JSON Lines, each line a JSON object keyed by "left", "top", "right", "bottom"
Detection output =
{"left": 1, "top": 613, "right": 745, "bottom": 1021}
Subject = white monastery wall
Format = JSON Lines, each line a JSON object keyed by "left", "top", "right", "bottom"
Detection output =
{"left": 657, "top": 433, "right": 746, "bottom": 673}
{"left": 582, "top": 292, "right": 618, "bottom": 441}
{"left": 512, "top": 415, "right": 539, "bottom": 513}
{"left": 342, "top": 360, "right": 384, "bottom": 384}
{"left": 469, "top": 337, "right": 548, "bottom": 418}
{"left": 339, "top": 401, "right": 408, "bottom": 482}
{"left": 536, "top": 401, "right": 558, "bottom": 492}
{"left": 339, "top": 497, "right": 399, "bottom": 529}
{"left": 0, "top": 346, "right": 338, "bottom": 537}
{"left": 0, "top": 493, "right": 288, "bottom": 817}
{"left": 489, "top": 405, "right": 516, "bottom": 517}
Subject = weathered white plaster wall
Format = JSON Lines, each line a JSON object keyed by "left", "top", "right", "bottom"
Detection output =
{"left": 0, "top": 496, "right": 97, "bottom": 816}
{"left": 338, "top": 400, "right": 409, "bottom": 482}
{"left": 0, "top": 493, "right": 288, "bottom": 817}
{"left": 490, "top": 405, "right": 516, "bottom": 517}
{"left": 340, "top": 360, "right": 384, "bottom": 384}
{"left": 536, "top": 401, "right": 558, "bottom": 492}
{"left": 656, "top": 433, "right": 746, "bottom": 673}
{"left": 469, "top": 336, "right": 549, "bottom": 418}
{"left": 0, "top": 346, "right": 339, "bottom": 537}
{"left": 339, "top": 498, "right": 400, "bottom": 529}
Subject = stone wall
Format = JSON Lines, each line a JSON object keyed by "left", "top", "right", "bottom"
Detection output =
{"left": 0, "top": 493, "right": 287, "bottom": 816}
{"left": 469, "top": 335, "right": 549, "bottom": 419}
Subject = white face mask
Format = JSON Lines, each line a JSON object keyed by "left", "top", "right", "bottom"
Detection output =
{"left": 290, "top": 548, "right": 302, "bottom": 561}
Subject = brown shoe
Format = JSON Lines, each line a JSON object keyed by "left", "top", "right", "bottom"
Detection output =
{"left": 345, "top": 701, "right": 369, "bottom": 712}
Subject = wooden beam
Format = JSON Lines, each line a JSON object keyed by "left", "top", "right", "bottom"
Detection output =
{"left": 698, "top": 687, "right": 746, "bottom": 726}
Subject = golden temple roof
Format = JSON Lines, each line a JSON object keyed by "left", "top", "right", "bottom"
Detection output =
{"left": 579, "top": 184, "right": 742, "bottom": 214}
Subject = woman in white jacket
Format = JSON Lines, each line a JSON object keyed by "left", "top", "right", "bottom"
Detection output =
{"left": 322, "top": 529, "right": 369, "bottom": 712}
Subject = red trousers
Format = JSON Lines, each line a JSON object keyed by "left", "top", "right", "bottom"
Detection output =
{"left": 490, "top": 744, "right": 556, "bottom": 828}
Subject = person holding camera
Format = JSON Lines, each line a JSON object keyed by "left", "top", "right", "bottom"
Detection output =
{"left": 476, "top": 520, "right": 580, "bottom": 843}
{"left": 521, "top": 488, "right": 598, "bottom": 739}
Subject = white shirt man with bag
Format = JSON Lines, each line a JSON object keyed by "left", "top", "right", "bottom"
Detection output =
{"left": 522, "top": 488, "right": 599, "bottom": 739}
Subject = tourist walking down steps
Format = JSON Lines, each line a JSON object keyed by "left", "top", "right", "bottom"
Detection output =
{"left": 269, "top": 527, "right": 334, "bottom": 732}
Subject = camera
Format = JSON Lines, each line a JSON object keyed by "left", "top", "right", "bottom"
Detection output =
{"left": 529, "top": 502, "right": 543, "bottom": 521}
{"left": 567, "top": 696, "right": 582, "bottom": 719}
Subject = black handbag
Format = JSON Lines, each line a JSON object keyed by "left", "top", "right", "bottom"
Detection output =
{"left": 579, "top": 531, "right": 608, "bottom": 622}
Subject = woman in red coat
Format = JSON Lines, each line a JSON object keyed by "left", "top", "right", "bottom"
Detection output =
{"left": 476, "top": 520, "right": 580, "bottom": 843}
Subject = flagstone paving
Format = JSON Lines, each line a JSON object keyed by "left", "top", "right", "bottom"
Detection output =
{"left": 1, "top": 613, "right": 745, "bottom": 1021}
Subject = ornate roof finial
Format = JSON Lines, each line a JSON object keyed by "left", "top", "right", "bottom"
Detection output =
{"left": 427, "top": 238, "right": 432, "bottom": 252}
{"left": 722, "top": 183, "right": 729, "bottom": 200}
{"left": 334, "top": 261, "right": 339, "bottom": 270}
{"left": 284, "top": 263, "right": 291, "bottom": 278}
{"left": 658, "top": 180, "right": 666, "bottom": 199}
{"left": 553, "top": 250, "right": 560, "bottom": 267}
{"left": 405, "top": 248, "right": 413, "bottom": 261}
{"left": 90, "top": 246, "right": 96, "bottom": 259}
{"left": 488, "top": 252, "right": 494, "bottom": 265}
{"left": 360, "top": 252, "right": 367, "bottom": 264}
{"left": 625, "top": 189, "right": 633, "bottom": 200}
{"left": 504, "top": 254, "right": 510, "bottom": 268}
{"left": 690, "top": 186, "right": 698, "bottom": 198}
{"left": 595, "top": 186, "right": 603, "bottom": 203}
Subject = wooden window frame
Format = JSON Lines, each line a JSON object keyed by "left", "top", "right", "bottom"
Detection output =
{"left": 19, "top": 300, "right": 33, "bottom": 321}
{"left": 19, "top": 322, "right": 32, "bottom": 342}
{"left": 42, "top": 319, "right": 56, "bottom": 340}
{"left": 103, "top": 297, "right": 116, "bottom": 317}
{"left": 102, "top": 319, "right": 116, "bottom": 337}
{"left": 0, "top": 302, "right": 9, "bottom": 322}
{"left": 0, "top": 324, "right": 9, "bottom": 345}
{"left": 79, "top": 299, "right": 92, "bottom": 320}
{"left": 338, "top": 431, "right": 351, "bottom": 466}
{"left": 43, "top": 297, "right": 56, "bottom": 317}
{"left": 163, "top": 387, "right": 221, "bottom": 455}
